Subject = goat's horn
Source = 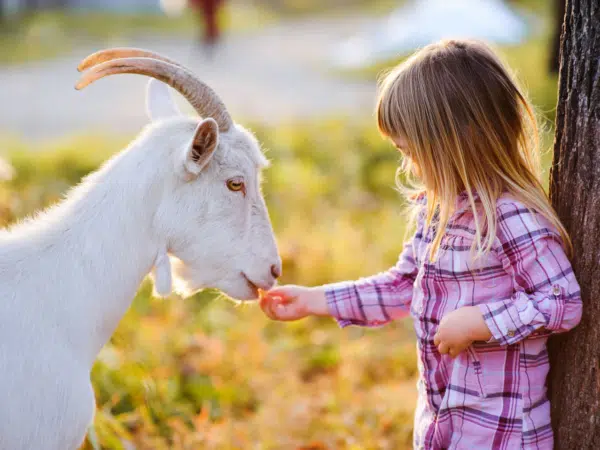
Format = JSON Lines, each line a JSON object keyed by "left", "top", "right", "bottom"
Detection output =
{"left": 76, "top": 57, "right": 232, "bottom": 132}
{"left": 77, "top": 48, "right": 183, "bottom": 72}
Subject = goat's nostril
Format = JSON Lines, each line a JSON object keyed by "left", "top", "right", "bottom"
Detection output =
{"left": 271, "top": 264, "right": 282, "bottom": 279}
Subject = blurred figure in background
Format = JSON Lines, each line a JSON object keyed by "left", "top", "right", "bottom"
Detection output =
{"left": 189, "top": 0, "right": 225, "bottom": 56}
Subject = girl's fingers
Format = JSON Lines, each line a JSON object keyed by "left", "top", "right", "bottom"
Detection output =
{"left": 264, "top": 287, "right": 289, "bottom": 298}
{"left": 259, "top": 293, "right": 297, "bottom": 321}
{"left": 265, "top": 286, "right": 298, "bottom": 303}
{"left": 259, "top": 294, "right": 282, "bottom": 320}
{"left": 270, "top": 301, "right": 281, "bottom": 320}
{"left": 259, "top": 294, "right": 272, "bottom": 314}
{"left": 260, "top": 292, "right": 282, "bottom": 309}
{"left": 275, "top": 303, "right": 296, "bottom": 321}
{"left": 260, "top": 297, "right": 276, "bottom": 320}
{"left": 433, "top": 333, "right": 441, "bottom": 346}
{"left": 438, "top": 342, "right": 449, "bottom": 355}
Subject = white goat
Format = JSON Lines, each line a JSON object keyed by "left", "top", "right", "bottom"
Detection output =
{"left": 0, "top": 48, "right": 281, "bottom": 450}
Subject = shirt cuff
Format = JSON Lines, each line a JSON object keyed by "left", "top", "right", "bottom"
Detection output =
{"left": 478, "top": 293, "right": 543, "bottom": 346}
{"left": 536, "top": 283, "right": 566, "bottom": 330}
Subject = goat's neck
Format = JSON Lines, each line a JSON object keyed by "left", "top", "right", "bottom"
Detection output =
{"left": 39, "top": 147, "right": 165, "bottom": 366}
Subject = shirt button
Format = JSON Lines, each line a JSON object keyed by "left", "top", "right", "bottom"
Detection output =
{"left": 553, "top": 285, "right": 561, "bottom": 296}
{"left": 507, "top": 330, "right": 515, "bottom": 337}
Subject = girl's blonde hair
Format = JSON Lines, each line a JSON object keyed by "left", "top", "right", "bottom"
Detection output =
{"left": 376, "top": 39, "right": 571, "bottom": 261}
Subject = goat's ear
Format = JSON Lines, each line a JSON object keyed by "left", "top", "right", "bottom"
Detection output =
{"left": 146, "top": 79, "right": 181, "bottom": 122}
{"left": 183, "top": 118, "right": 219, "bottom": 176}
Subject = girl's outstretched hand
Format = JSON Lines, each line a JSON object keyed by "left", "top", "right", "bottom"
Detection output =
{"left": 259, "top": 285, "right": 328, "bottom": 322}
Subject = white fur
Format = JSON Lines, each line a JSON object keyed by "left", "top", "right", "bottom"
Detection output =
{"left": 152, "top": 247, "right": 173, "bottom": 297}
{"left": 0, "top": 100, "right": 280, "bottom": 448}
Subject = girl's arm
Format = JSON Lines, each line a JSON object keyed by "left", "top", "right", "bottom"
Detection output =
{"left": 479, "top": 202, "right": 583, "bottom": 346}
{"left": 324, "top": 238, "right": 418, "bottom": 327}
{"left": 260, "top": 237, "right": 418, "bottom": 327}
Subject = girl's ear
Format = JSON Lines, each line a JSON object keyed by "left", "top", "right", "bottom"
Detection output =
{"left": 146, "top": 79, "right": 182, "bottom": 122}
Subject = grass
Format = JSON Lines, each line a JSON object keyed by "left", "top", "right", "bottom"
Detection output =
{"left": 0, "top": 0, "right": 561, "bottom": 448}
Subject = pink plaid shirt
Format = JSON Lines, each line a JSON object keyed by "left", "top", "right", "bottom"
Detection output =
{"left": 325, "top": 193, "right": 582, "bottom": 450}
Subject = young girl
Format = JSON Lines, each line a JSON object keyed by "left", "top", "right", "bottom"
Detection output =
{"left": 259, "top": 39, "right": 582, "bottom": 449}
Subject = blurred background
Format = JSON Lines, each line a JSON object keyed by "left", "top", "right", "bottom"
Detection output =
{"left": 0, "top": 0, "right": 562, "bottom": 449}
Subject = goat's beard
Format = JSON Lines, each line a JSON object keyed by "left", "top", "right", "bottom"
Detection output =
{"left": 169, "top": 256, "right": 203, "bottom": 298}
{"left": 150, "top": 254, "right": 195, "bottom": 298}
{"left": 151, "top": 254, "right": 254, "bottom": 301}
{"left": 150, "top": 250, "right": 173, "bottom": 298}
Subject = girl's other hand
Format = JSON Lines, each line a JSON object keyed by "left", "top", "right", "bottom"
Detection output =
{"left": 259, "top": 285, "right": 328, "bottom": 321}
{"left": 434, "top": 306, "right": 493, "bottom": 358}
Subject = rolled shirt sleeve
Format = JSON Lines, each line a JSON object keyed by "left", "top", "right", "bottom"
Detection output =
{"left": 324, "top": 238, "right": 418, "bottom": 328}
{"left": 480, "top": 202, "right": 583, "bottom": 346}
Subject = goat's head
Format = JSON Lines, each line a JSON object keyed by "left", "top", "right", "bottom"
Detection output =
{"left": 76, "top": 48, "right": 281, "bottom": 300}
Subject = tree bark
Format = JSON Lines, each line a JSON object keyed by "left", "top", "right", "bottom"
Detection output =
{"left": 548, "top": 0, "right": 600, "bottom": 449}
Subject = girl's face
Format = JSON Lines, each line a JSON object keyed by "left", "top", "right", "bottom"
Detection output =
{"left": 391, "top": 135, "right": 408, "bottom": 153}
{"left": 391, "top": 135, "right": 422, "bottom": 178}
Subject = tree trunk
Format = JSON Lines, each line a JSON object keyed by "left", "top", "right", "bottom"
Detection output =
{"left": 548, "top": 0, "right": 600, "bottom": 449}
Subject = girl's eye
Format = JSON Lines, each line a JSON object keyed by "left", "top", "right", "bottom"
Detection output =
{"left": 227, "top": 179, "right": 245, "bottom": 192}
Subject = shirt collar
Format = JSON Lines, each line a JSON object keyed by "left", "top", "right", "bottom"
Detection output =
{"left": 455, "top": 190, "right": 479, "bottom": 212}
{"left": 413, "top": 190, "right": 481, "bottom": 213}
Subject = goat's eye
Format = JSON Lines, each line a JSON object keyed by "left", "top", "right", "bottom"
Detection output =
{"left": 227, "top": 178, "right": 245, "bottom": 193}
